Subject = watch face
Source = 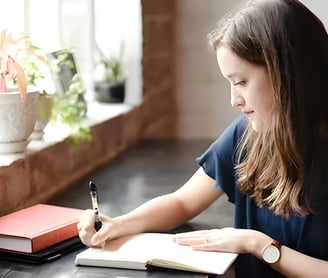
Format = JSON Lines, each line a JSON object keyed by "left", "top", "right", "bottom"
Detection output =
{"left": 262, "top": 244, "right": 280, "bottom": 264}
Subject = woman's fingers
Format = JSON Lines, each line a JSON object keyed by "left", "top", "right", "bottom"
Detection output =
{"left": 77, "top": 210, "right": 118, "bottom": 247}
{"left": 77, "top": 209, "right": 104, "bottom": 247}
{"left": 174, "top": 229, "right": 216, "bottom": 246}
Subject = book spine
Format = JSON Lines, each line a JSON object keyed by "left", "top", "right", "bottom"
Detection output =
{"left": 32, "top": 222, "right": 78, "bottom": 252}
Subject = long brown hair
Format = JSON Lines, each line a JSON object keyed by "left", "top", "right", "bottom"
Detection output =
{"left": 208, "top": 0, "right": 328, "bottom": 218}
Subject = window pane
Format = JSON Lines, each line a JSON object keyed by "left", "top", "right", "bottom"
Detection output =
{"left": 1, "top": 0, "right": 142, "bottom": 104}
{"left": 28, "top": 0, "right": 61, "bottom": 51}
{"left": 0, "top": 0, "right": 25, "bottom": 32}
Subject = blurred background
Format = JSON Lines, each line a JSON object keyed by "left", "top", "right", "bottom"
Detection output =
{"left": 0, "top": 0, "right": 327, "bottom": 140}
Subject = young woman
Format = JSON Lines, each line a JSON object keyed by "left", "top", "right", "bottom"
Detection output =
{"left": 78, "top": 0, "right": 328, "bottom": 277}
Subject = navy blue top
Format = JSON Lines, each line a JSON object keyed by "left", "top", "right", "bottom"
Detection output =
{"left": 196, "top": 115, "right": 328, "bottom": 278}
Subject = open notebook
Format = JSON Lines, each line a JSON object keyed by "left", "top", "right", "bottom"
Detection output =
{"left": 75, "top": 233, "right": 238, "bottom": 275}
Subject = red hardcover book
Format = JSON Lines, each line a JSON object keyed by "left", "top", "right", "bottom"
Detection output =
{"left": 0, "top": 204, "right": 83, "bottom": 253}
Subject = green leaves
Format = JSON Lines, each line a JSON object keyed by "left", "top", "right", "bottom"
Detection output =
{"left": 50, "top": 73, "right": 92, "bottom": 147}
{"left": 65, "top": 126, "right": 92, "bottom": 147}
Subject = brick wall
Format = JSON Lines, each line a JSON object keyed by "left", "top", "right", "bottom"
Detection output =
{"left": 140, "top": 0, "right": 177, "bottom": 139}
{"left": 0, "top": 110, "right": 142, "bottom": 216}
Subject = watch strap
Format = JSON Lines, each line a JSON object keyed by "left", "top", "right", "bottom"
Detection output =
{"left": 272, "top": 239, "right": 282, "bottom": 249}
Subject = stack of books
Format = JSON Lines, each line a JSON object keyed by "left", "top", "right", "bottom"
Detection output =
{"left": 0, "top": 204, "right": 84, "bottom": 263}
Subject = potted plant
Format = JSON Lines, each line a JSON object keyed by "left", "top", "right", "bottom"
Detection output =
{"left": 0, "top": 30, "right": 91, "bottom": 153}
{"left": 46, "top": 48, "right": 92, "bottom": 146}
{"left": 0, "top": 29, "right": 40, "bottom": 154}
{"left": 23, "top": 46, "right": 92, "bottom": 146}
{"left": 94, "top": 42, "right": 125, "bottom": 103}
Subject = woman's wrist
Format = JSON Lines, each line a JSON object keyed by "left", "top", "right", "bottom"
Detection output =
{"left": 247, "top": 230, "right": 273, "bottom": 259}
{"left": 112, "top": 213, "right": 143, "bottom": 238}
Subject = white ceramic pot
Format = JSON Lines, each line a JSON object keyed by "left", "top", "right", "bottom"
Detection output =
{"left": 30, "top": 117, "right": 48, "bottom": 140}
{"left": 30, "top": 93, "right": 53, "bottom": 140}
{"left": 0, "top": 89, "right": 39, "bottom": 154}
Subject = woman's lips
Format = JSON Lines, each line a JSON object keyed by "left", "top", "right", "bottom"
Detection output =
{"left": 243, "top": 110, "right": 254, "bottom": 116}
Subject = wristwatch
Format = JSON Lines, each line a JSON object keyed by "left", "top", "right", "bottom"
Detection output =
{"left": 261, "top": 240, "right": 282, "bottom": 264}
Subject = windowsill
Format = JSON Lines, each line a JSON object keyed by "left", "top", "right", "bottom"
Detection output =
{"left": 0, "top": 101, "right": 133, "bottom": 167}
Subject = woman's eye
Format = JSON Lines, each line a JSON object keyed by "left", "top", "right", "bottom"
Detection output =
{"left": 233, "top": 81, "right": 245, "bottom": 86}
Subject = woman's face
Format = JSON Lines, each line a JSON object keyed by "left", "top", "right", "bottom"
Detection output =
{"left": 216, "top": 45, "right": 275, "bottom": 132}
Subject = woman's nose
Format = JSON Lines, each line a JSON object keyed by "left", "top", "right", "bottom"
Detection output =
{"left": 230, "top": 89, "right": 244, "bottom": 107}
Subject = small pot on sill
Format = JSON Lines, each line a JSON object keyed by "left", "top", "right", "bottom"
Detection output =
{"left": 94, "top": 80, "right": 125, "bottom": 103}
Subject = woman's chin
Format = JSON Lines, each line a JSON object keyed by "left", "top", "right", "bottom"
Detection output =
{"left": 250, "top": 121, "right": 260, "bottom": 132}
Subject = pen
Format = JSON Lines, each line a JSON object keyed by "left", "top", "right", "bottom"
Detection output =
{"left": 89, "top": 181, "right": 102, "bottom": 231}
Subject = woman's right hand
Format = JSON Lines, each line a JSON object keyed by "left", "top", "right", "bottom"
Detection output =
{"left": 77, "top": 209, "right": 118, "bottom": 247}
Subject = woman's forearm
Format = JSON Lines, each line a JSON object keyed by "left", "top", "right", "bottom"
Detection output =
{"left": 271, "top": 246, "right": 328, "bottom": 278}
{"left": 112, "top": 168, "right": 221, "bottom": 238}
{"left": 113, "top": 193, "right": 193, "bottom": 237}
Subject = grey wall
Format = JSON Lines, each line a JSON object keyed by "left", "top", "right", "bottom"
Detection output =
{"left": 175, "top": 0, "right": 327, "bottom": 139}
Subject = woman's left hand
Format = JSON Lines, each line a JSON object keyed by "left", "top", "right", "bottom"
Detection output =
{"left": 173, "top": 227, "right": 269, "bottom": 254}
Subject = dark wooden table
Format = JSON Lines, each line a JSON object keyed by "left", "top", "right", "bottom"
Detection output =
{"left": 0, "top": 140, "right": 235, "bottom": 278}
